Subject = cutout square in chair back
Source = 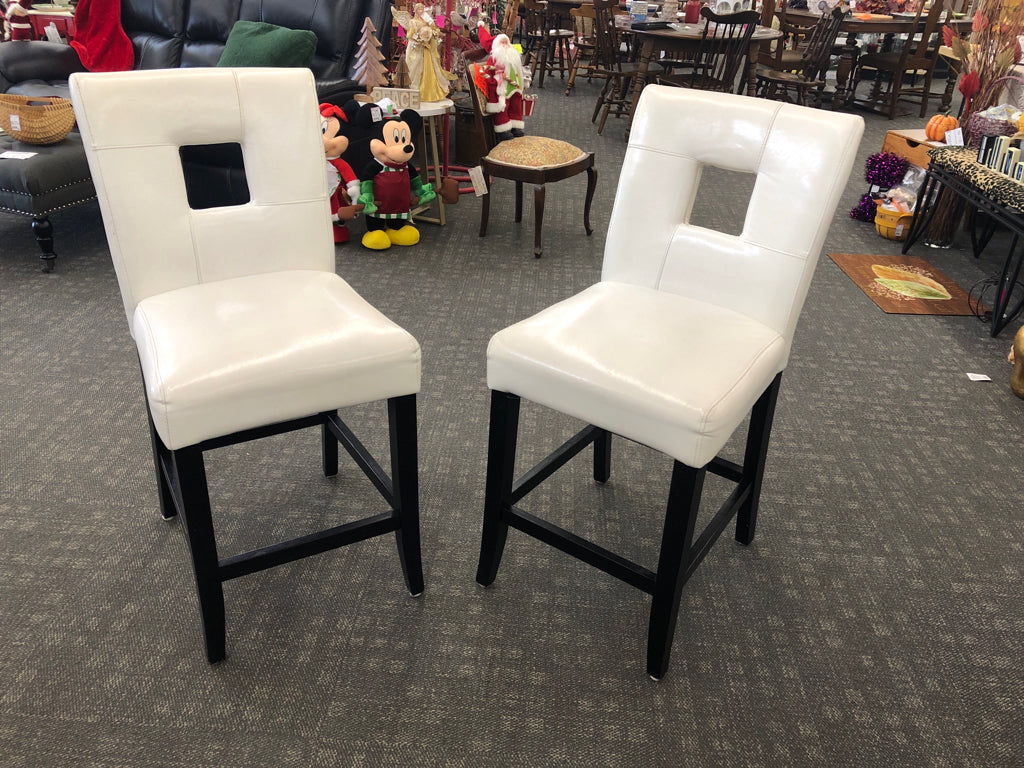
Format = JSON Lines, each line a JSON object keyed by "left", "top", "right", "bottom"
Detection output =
{"left": 689, "top": 167, "right": 754, "bottom": 237}
{"left": 179, "top": 143, "right": 251, "bottom": 209}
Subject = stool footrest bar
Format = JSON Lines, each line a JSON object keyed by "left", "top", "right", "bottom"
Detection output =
{"left": 219, "top": 511, "right": 398, "bottom": 581}
{"left": 509, "top": 505, "right": 657, "bottom": 594}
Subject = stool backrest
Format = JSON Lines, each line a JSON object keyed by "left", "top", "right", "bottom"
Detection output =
{"left": 603, "top": 86, "right": 862, "bottom": 349}
{"left": 70, "top": 68, "right": 334, "bottom": 330}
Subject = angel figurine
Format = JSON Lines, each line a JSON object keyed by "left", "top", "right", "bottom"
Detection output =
{"left": 392, "top": 3, "right": 457, "bottom": 102}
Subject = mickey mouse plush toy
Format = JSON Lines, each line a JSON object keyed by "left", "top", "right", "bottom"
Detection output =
{"left": 320, "top": 102, "right": 363, "bottom": 244}
{"left": 353, "top": 103, "right": 436, "bottom": 250}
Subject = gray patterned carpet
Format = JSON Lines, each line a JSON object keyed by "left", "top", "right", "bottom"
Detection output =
{"left": 1, "top": 77, "right": 1022, "bottom": 767}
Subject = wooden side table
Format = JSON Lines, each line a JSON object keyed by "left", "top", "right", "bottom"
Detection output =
{"left": 27, "top": 6, "right": 76, "bottom": 41}
{"left": 412, "top": 98, "right": 453, "bottom": 226}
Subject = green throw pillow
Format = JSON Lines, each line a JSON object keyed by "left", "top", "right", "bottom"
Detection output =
{"left": 217, "top": 20, "right": 317, "bottom": 68}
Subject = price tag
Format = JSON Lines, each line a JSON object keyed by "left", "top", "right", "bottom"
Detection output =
{"left": 944, "top": 127, "right": 964, "bottom": 146}
{"left": 468, "top": 165, "right": 488, "bottom": 197}
{"left": 10, "top": 114, "right": 21, "bottom": 132}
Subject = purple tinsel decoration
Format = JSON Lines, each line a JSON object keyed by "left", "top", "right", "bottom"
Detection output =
{"left": 850, "top": 192, "right": 877, "bottom": 222}
{"left": 864, "top": 152, "right": 908, "bottom": 190}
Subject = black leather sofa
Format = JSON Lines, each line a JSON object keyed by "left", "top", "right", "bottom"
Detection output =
{"left": 0, "top": 0, "right": 391, "bottom": 221}
{"left": 1, "top": 0, "right": 390, "bottom": 101}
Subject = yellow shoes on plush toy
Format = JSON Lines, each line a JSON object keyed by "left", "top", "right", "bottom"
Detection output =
{"left": 362, "top": 230, "right": 391, "bottom": 250}
{"left": 388, "top": 225, "right": 420, "bottom": 246}
{"left": 361, "top": 225, "right": 420, "bottom": 250}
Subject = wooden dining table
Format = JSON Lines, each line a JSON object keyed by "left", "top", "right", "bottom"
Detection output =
{"left": 779, "top": 8, "right": 972, "bottom": 111}
{"left": 622, "top": 19, "right": 783, "bottom": 134}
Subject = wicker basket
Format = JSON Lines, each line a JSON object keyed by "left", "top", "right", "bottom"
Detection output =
{"left": 874, "top": 206, "right": 914, "bottom": 242}
{"left": 0, "top": 94, "right": 76, "bottom": 145}
{"left": 964, "top": 112, "right": 1017, "bottom": 147}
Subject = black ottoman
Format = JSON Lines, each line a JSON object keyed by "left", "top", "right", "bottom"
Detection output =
{"left": 0, "top": 132, "right": 96, "bottom": 272}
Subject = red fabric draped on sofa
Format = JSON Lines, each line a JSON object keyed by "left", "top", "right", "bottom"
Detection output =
{"left": 70, "top": 0, "right": 134, "bottom": 72}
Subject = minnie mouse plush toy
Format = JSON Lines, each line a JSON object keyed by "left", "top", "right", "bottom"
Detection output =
{"left": 320, "top": 102, "right": 363, "bottom": 244}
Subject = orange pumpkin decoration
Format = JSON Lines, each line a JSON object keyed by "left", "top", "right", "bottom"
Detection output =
{"left": 925, "top": 114, "right": 959, "bottom": 142}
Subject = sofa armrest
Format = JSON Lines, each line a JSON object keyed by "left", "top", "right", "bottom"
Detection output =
{"left": 0, "top": 41, "right": 86, "bottom": 92}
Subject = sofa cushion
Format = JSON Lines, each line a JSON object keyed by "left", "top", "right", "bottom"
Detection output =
{"left": 216, "top": 20, "right": 317, "bottom": 68}
{"left": 122, "top": 0, "right": 187, "bottom": 69}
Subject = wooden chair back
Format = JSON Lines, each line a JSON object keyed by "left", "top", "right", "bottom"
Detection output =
{"left": 900, "top": 0, "right": 950, "bottom": 76}
{"left": 795, "top": 7, "right": 844, "bottom": 82}
{"left": 521, "top": 0, "right": 549, "bottom": 68}
{"left": 687, "top": 8, "right": 760, "bottom": 92}
{"left": 591, "top": 0, "right": 628, "bottom": 72}
{"left": 570, "top": 5, "right": 596, "bottom": 47}
{"left": 500, "top": 0, "right": 522, "bottom": 40}
{"left": 466, "top": 75, "right": 501, "bottom": 153}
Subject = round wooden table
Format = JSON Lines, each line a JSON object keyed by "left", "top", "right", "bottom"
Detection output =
{"left": 623, "top": 21, "right": 783, "bottom": 135}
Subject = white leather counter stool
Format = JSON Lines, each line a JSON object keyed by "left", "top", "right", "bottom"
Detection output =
{"left": 475, "top": 86, "right": 864, "bottom": 680}
{"left": 71, "top": 68, "right": 425, "bottom": 663}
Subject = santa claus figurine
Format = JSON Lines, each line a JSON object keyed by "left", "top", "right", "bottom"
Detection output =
{"left": 3, "top": 0, "right": 34, "bottom": 42}
{"left": 473, "top": 23, "right": 530, "bottom": 139}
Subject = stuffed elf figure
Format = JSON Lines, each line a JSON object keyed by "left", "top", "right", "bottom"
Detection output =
{"left": 4, "top": 0, "right": 33, "bottom": 41}
{"left": 473, "top": 23, "right": 529, "bottom": 138}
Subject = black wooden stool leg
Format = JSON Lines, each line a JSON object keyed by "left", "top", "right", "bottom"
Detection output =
{"left": 476, "top": 390, "right": 521, "bottom": 586}
{"left": 735, "top": 372, "right": 782, "bottom": 546}
{"left": 172, "top": 446, "right": 226, "bottom": 663}
{"left": 32, "top": 216, "right": 56, "bottom": 273}
{"left": 388, "top": 394, "right": 424, "bottom": 597}
{"left": 583, "top": 166, "right": 596, "bottom": 236}
{"left": 146, "top": 410, "right": 177, "bottom": 521}
{"left": 322, "top": 411, "right": 339, "bottom": 477}
{"left": 593, "top": 428, "right": 611, "bottom": 484}
{"left": 533, "top": 184, "right": 545, "bottom": 258}
{"left": 647, "top": 461, "right": 705, "bottom": 681}
{"left": 480, "top": 186, "right": 491, "bottom": 237}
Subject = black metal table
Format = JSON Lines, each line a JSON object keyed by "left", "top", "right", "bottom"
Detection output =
{"left": 902, "top": 146, "right": 1024, "bottom": 337}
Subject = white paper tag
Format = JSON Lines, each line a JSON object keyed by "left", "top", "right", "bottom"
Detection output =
{"left": 0, "top": 150, "right": 37, "bottom": 159}
{"left": 468, "top": 165, "right": 488, "bottom": 197}
{"left": 9, "top": 114, "right": 21, "bottom": 132}
{"left": 371, "top": 106, "right": 382, "bottom": 123}
{"left": 44, "top": 23, "right": 65, "bottom": 43}
{"left": 944, "top": 127, "right": 964, "bottom": 146}
{"left": 966, "top": 373, "right": 992, "bottom": 382}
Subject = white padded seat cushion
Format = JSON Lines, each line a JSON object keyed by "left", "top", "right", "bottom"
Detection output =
{"left": 487, "top": 281, "right": 787, "bottom": 468}
{"left": 135, "top": 270, "right": 421, "bottom": 450}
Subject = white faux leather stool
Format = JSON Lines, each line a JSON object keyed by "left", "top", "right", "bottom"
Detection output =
{"left": 475, "top": 86, "right": 864, "bottom": 680}
{"left": 71, "top": 68, "right": 425, "bottom": 663}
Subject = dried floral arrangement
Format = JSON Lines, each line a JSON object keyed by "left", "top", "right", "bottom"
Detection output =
{"left": 944, "top": 0, "right": 1024, "bottom": 140}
